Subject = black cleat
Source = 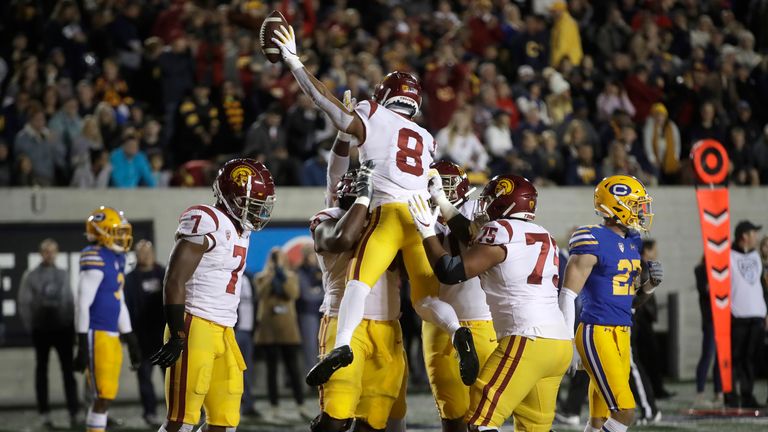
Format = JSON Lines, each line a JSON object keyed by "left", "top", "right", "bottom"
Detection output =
{"left": 306, "top": 345, "right": 354, "bottom": 386}
{"left": 453, "top": 327, "right": 479, "bottom": 385}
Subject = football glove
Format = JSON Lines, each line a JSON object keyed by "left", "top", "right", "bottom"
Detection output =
{"left": 408, "top": 194, "right": 439, "bottom": 239}
{"left": 272, "top": 25, "right": 302, "bottom": 71}
{"left": 150, "top": 336, "right": 185, "bottom": 369}
{"left": 73, "top": 333, "right": 88, "bottom": 372}
{"left": 427, "top": 169, "right": 459, "bottom": 221}
{"left": 353, "top": 160, "right": 375, "bottom": 208}
{"left": 336, "top": 90, "right": 357, "bottom": 141}
{"left": 647, "top": 260, "right": 663, "bottom": 287}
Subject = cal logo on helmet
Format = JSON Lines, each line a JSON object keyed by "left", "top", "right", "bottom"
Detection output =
{"left": 609, "top": 183, "right": 631, "bottom": 196}
{"left": 495, "top": 178, "right": 515, "bottom": 196}
{"left": 231, "top": 165, "right": 256, "bottom": 186}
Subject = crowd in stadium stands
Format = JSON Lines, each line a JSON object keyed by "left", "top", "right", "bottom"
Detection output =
{"left": 1, "top": 0, "right": 768, "bottom": 188}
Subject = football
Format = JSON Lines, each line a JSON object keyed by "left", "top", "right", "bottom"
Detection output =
{"left": 260, "top": 10, "right": 288, "bottom": 63}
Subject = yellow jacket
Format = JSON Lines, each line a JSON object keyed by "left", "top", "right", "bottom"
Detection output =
{"left": 551, "top": 12, "right": 583, "bottom": 66}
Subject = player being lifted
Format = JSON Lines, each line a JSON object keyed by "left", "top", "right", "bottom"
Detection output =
{"left": 74, "top": 207, "right": 142, "bottom": 432}
{"left": 270, "top": 25, "right": 478, "bottom": 385}
{"left": 310, "top": 163, "right": 408, "bottom": 432}
{"left": 149, "top": 159, "right": 276, "bottom": 432}
{"left": 558, "top": 175, "right": 663, "bottom": 432}
{"left": 409, "top": 175, "right": 572, "bottom": 431}
{"left": 423, "top": 161, "right": 497, "bottom": 432}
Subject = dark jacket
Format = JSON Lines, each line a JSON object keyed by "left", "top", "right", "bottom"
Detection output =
{"left": 124, "top": 263, "right": 166, "bottom": 354}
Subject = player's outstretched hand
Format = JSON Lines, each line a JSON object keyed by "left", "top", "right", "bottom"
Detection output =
{"left": 342, "top": 89, "right": 357, "bottom": 111}
{"left": 354, "top": 161, "right": 375, "bottom": 204}
{"left": 73, "top": 333, "right": 88, "bottom": 372}
{"left": 271, "top": 25, "right": 302, "bottom": 70}
{"left": 647, "top": 260, "right": 663, "bottom": 287}
{"left": 567, "top": 346, "right": 583, "bottom": 376}
{"left": 123, "top": 332, "right": 143, "bottom": 371}
{"left": 408, "top": 194, "right": 439, "bottom": 239}
{"left": 150, "top": 336, "right": 185, "bottom": 369}
{"left": 427, "top": 169, "right": 447, "bottom": 204}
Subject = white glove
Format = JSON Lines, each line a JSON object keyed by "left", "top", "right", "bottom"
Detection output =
{"left": 567, "top": 346, "right": 583, "bottom": 376}
{"left": 643, "top": 260, "right": 663, "bottom": 293}
{"left": 427, "top": 169, "right": 459, "bottom": 221}
{"left": 336, "top": 90, "right": 356, "bottom": 142}
{"left": 407, "top": 195, "right": 439, "bottom": 239}
{"left": 272, "top": 25, "right": 303, "bottom": 71}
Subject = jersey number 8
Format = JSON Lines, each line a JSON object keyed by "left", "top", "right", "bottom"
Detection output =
{"left": 395, "top": 128, "right": 424, "bottom": 176}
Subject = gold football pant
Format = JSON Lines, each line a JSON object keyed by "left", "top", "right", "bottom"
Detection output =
{"left": 347, "top": 203, "right": 439, "bottom": 302}
{"left": 87, "top": 330, "right": 122, "bottom": 400}
{"left": 467, "top": 335, "right": 571, "bottom": 431}
{"left": 164, "top": 314, "right": 246, "bottom": 427}
{"left": 422, "top": 319, "right": 497, "bottom": 419}
{"left": 575, "top": 323, "right": 635, "bottom": 419}
{"left": 318, "top": 315, "right": 406, "bottom": 429}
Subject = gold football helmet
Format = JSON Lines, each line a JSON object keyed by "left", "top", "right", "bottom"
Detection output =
{"left": 594, "top": 175, "right": 653, "bottom": 232}
{"left": 85, "top": 206, "right": 133, "bottom": 252}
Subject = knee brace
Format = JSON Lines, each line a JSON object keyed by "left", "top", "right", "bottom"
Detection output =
{"left": 310, "top": 412, "right": 353, "bottom": 432}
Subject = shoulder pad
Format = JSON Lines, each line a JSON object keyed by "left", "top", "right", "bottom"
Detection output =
{"left": 569, "top": 226, "right": 599, "bottom": 255}
{"left": 177, "top": 205, "right": 220, "bottom": 237}
{"left": 474, "top": 220, "right": 514, "bottom": 246}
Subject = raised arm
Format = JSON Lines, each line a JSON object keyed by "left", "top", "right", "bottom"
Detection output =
{"left": 325, "top": 90, "right": 356, "bottom": 206}
{"left": 272, "top": 26, "right": 366, "bottom": 142}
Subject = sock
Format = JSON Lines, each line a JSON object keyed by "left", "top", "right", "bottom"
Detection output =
{"left": 86, "top": 409, "right": 107, "bottom": 432}
{"left": 385, "top": 418, "right": 406, "bottom": 432}
{"left": 413, "top": 295, "right": 461, "bottom": 338}
{"left": 334, "top": 280, "right": 370, "bottom": 348}
{"left": 584, "top": 425, "right": 600, "bottom": 432}
{"left": 602, "top": 418, "right": 629, "bottom": 432}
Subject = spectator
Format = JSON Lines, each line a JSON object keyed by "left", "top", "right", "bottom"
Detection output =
{"left": 285, "top": 94, "right": 325, "bottom": 160}
{"left": 511, "top": 130, "right": 544, "bottom": 182}
{"left": 0, "top": 141, "right": 11, "bottom": 186}
{"left": 295, "top": 247, "right": 324, "bottom": 378}
{"left": 17, "top": 239, "right": 79, "bottom": 427}
{"left": 596, "top": 6, "right": 632, "bottom": 62}
{"left": 302, "top": 148, "right": 328, "bottom": 187}
{"left": 124, "top": 240, "right": 165, "bottom": 427}
{"left": 624, "top": 64, "right": 664, "bottom": 123}
{"left": 514, "top": 14, "right": 549, "bottom": 71}
{"left": 688, "top": 101, "right": 726, "bottom": 151}
{"left": 643, "top": 103, "right": 681, "bottom": 183}
{"left": 71, "top": 116, "right": 104, "bottom": 168}
{"left": 76, "top": 80, "right": 97, "bottom": 116}
{"left": 13, "top": 104, "right": 67, "bottom": 186}
{"left": 728, "top": 221, "right": 766, "bottom": 408}
{"left": 95, "top": 101, "right": 121, "bottom": 149}
{"left": 485, "top": 110, "right": 514, "bottom": 164}
{"left": 693, "top": 256, "right": 723, "bottom": 408}
{"left": 110, "top": 131, "right": 156, "bottom": 188}
{"left": 435, "top": 108, "right": 489, "bottom": 172}
{"left": 539, "top": 130, "right": 565, "bottom": 184}
{"left": 174, "top": 83, "right": 220, "bottom": 162}
{"left": 549, "top": 1, "right": 583, "bottom": 67}
{"left": 236, "top": 274, "right": 260, "bottom": 418}
{"left": 729, "top": 127, "right": 760, "bottom": 185}
{"left": 754, "top": 125, "right": 768, "bottom": 184}
{"left": 254, "top": 249, "right": 312, "bottom": 421}
{"left": 732, "top": 100, "right": 760, "bottom": 145}
{"left": 48, "top": 97, "right": 83, "bottom": 149}
{"left": 565, "top": 143, "right": 601, "bottom": 185}
{"left": 71, "top": 148, "right": 112, "bottom": 188}
{"left": 544, "top": 68, "right": 573, "bottom": 125}
{"left": 423, "top": 48, "right": 468, "bottom": 131}
{"left": 148, "top": 151, "right": 171, "bottom": 187}
{"left": 596, "top": 80, "right": 636, "bottom": 123}
{"left": 516, "top": 81, "right": 552, "bottom": 125}
{"left": 602, "top": 141, "right": 653, "bottom": 185}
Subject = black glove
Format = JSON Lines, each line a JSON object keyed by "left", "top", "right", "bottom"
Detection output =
{"left": 150, "top": 304, "right": 187, "bottom": 368}
{"left": 122, "top": 332, "right": 142, "bottom": 371}
{"left": 354, "top": 160, "right": 376, "bottom": 202}
{"left": 73, "top": 333, "right": 89, "bottom": 372}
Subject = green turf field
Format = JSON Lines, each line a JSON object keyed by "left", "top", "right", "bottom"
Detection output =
{"left": 2, "top": 380, "right": 767, "bottom": 432}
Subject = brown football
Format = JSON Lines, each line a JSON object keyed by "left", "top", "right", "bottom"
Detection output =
{"left": 260, "top": 10, "right": 288, "bottom": 64}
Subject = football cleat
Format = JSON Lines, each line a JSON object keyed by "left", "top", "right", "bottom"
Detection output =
{"left": 305, "top": 345, "right": 354, "bottom": 386}
{"left": 453, "top": 327, "right": 480, "bottom": 385}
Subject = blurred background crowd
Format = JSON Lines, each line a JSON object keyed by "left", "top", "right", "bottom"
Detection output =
{"left": 1, "top": 0, "right": 767, "bottom": 189}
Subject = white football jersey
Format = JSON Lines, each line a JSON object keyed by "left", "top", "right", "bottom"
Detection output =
{"left": 474, "top": 218, "right": 570, "bottom": 340}
{"left": 435, "top": 200, "right": 492, "bottom": 321}
{"left": 354, "top": 100, "right": 435, "bottom": 207}
{"left": 311, "top": 208, "right": 401, "bottom": 321}
{"left": 175, "top": 205, "right": 250, "bottom": 327}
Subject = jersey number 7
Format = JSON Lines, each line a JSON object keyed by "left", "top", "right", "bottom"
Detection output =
{"left": 226, "top": 245, "right": 247, "bottom": 294}
{"left": 526, "top": 233, "right": 559, "bottom": 287}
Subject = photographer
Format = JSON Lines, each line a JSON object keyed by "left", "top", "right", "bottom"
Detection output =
{"left": 254, "top": 248, "right": 311, "bottom": 421}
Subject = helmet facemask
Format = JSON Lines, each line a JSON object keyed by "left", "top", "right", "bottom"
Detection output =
{"left": 215, "top": 180, "right": 276, "bottom": 232}
{"left": 382, "top": 95, "right": 420, "bottom": 117}
{"left": 441, "top": 174, "right": 464, "bottom": 205}
{"left": 336, "top": 170, "right": 358, "bottom": 211}
{"left": 88, "top": 221, "right": 133, "bottom": 253}
{"left": 600, "top": 194, "right": 653, "bottom": 232}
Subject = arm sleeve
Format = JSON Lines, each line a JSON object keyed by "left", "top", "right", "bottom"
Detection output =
{"left": 326, "top": 150, "right": 350, "bottom": 206}
{"left": 117, "top": 293, "right": 132, "bottom": 333}
{"left": 413, "top": 296, "right": 461, "bottom": 335}
{"left": 76, "top": 269, "right": 104, "bottom": 333}
{"left": 292, "top": 67, "right": 355, "bottom": 132}
{"left": 558, "top": 287, "right": 578, "bottom": 338}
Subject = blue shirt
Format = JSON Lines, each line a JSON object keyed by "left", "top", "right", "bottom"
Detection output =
{"left": 569, "top": 225, "right": 643, "bottom": 326}
{"left": 110, "top": 148, "right": 157, "bottom": 188}
{"left": 80, "top": 246, "right": 126, "bottom": 332}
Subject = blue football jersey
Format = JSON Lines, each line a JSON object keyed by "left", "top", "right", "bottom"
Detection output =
{"left": 569, "top": 225, "right": 643, "bottom": 326}
{"left": 79, "top": 245, "right": 126, "bottom": 332}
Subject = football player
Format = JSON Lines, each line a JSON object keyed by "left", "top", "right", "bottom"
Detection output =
{"left": 149, "top": 159, "right": 276, "bottom": 432}
{"left": 74, "top": 207, "right": 142, "bottom": 432}
{"left": 409, "top": 175, "right": 572, "bottom": 432}
{"left": 423, "top": 161, "right": 497, "bottom": 432}
{"left": 557, "top": 175, "right": 663, "bottom": 432}
{"left": 271, "top": 26, "right": 478, "bottom": 386}
{"left": 310, "top": 165, "right": 408, "bottom": 432}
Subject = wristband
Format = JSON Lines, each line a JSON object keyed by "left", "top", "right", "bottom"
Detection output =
{"left": 286, "top": 57, "right": 304, "bottom": 72}
{"left": 354, "top": 196, "right": 370, "bottom": 208}
{"left": 336, "top": 130, "right": 354, "bottom": 142}
{"left": 165, "top": 304, "right": 187, "bottom": 339}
